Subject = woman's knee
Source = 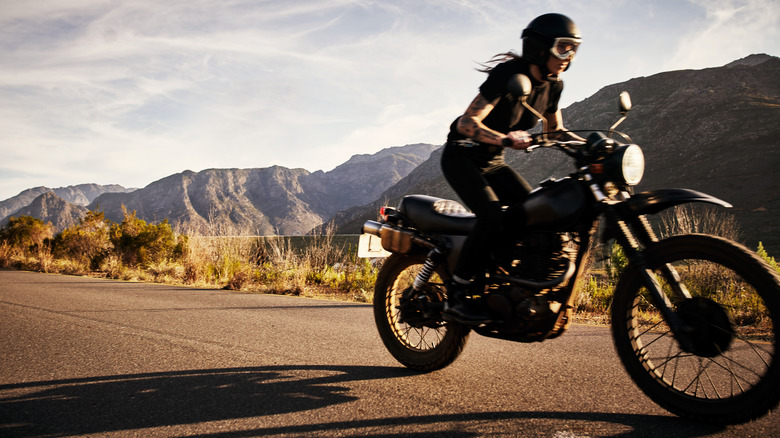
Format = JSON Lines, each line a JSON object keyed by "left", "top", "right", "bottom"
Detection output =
{"left": 475, "top": 203, "right": 503, "bottom": 228}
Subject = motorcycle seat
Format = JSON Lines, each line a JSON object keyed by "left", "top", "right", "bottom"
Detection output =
{"left": 397, "top": 195, "right": 475, "bottom": 235}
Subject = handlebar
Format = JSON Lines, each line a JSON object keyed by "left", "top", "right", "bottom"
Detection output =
{"left": 525, "top": 138, "right": 585, "bottom": 153}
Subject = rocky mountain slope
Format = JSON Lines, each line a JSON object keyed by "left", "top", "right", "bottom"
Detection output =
{"left": 84, "top": 143, "right": 436, "bottom": 235}
{"left": 332, "top": 54, "right": 780, "bottom": 254}
{"left": 0, "top": 184, "right": 132, "bottom": 221}
{"left": 0, "top": 192, "right": 89, "bottom": 232}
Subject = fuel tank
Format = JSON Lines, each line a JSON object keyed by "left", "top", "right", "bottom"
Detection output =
{"left": 508, "top": 177, "right": 587, "bottom": 231}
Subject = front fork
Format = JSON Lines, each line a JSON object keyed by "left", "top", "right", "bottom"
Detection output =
{"left": 607, "top": 205, "right": 697, "bottom": 352}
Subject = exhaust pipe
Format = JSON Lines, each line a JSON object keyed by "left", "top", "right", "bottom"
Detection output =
{"left": 362, "top": 220, "right": 383, "bottom": 237}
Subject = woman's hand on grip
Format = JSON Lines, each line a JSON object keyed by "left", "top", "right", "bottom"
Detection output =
{"left": 503, "top": 130, "right": 532, "bottom": 150}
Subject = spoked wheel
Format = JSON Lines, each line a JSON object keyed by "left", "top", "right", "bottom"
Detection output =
{"left": 612, "top": 234, "right": 780, "bottom": 424}
{"left": 373, "top": 254, "right": 469, "bottom": 371}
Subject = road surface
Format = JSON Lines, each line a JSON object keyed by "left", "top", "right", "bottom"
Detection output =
{"left": 1, "top": 269, "right": 778, "bottom": 437}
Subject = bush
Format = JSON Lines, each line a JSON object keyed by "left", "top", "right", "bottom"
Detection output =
{"left": 110, "top": 207, "right": 187, "bottom": 268}
{"left": 52, "top": 211, "right": 112, "bottom": 269}
{"left": 0, "top": 216, "right": 53, "bottom": 252}
{"left": 0, "top": 241, "right": 12, "bottom": 267}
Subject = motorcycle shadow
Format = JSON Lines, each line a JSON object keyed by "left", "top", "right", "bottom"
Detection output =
{"left": 0, "top": 365, "right": 403, "bottom": 437}
{"left": 0, "top": 364, "right": 726, "bottom": 437}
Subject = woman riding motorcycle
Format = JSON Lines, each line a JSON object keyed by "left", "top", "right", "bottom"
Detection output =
{"left": 441, "top": 13, "right": 583, "bottom": 324}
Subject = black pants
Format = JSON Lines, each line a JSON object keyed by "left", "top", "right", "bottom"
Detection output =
{"left": 440, "top": 142, "right": 533, "bottom": 280}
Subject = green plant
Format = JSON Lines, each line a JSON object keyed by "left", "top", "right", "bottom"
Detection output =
{"left": 110, "top": 206, "right": 186, "bottom": 268}
{"left": 607, "top": 242, "right": 628, "bottom": 282}
{"left": 0, "top": 215, "right": 53, "bottom": 252}
{"left": 52, "top": 210, "right": 112, "bottom": 269}
{"left": 577, "top": 274, "right": 614, "bottom": 314}
{"left": 756, "top": 242, "right": 778, "bottom": 274}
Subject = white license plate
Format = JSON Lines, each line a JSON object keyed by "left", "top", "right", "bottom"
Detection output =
{"left": 357, "top": 233, "right": 390, "bottom": 258}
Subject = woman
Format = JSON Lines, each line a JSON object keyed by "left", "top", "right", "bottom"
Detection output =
{"left": 441, "top": 13, "right": 582, "bottom": 324}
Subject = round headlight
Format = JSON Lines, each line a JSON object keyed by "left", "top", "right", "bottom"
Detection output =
{"left": 622, "top": 144, "right": 644, "bottom": 185}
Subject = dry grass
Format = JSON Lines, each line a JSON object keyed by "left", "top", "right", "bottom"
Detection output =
{"left": 658, "top": 204, "right": 741, "bottom": 242}
{"left": 2, "top": 205, "right": 775, "bottom": 315}
{"left": 0, "top": 214, "right": 379, "bottom": 302}
{"left": 573, "top": 205, "right": 775, "bottom": 329}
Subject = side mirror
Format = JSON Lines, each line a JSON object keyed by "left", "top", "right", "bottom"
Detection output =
{"left": 507, "top": 74, "right": 548, "bottom": 139}
{"left": 507, "top": 74, "right": 532, "bottom": 98}
{"left": 609, "top": 91, "right": 632, "bottom": 136}
{"left": 619, "top": 91, "right": 632, "bottom": 114}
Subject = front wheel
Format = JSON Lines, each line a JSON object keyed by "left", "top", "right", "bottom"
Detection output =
{"left": 373, "top": 254, "right": 469, "bottom": 371}
{"left": 612, "top": 234, "right": 780, "bottom": 424}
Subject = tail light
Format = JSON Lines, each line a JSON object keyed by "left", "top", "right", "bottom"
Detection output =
{"left": 379, "top": 206, "right": 397, "bottom": 221}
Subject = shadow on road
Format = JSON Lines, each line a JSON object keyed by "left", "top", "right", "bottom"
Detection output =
{"left": 0, "top": 365, "right": 724, "bottom": 437}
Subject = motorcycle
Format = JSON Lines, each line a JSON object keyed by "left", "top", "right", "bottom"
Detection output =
{"left": 359, "top": 74, "right": 780, "bottom": 424}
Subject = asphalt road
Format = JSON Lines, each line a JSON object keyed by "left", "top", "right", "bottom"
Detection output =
{"left": 1, "top": 269, "right": 778, "bottom": 437}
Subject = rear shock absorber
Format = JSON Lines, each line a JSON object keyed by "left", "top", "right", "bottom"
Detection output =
{"left": 412, "top": 247, "right": 446, "bottom": 291}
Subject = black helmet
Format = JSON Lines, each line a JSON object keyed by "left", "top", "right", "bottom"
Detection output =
{"left": 521, "top": 13, "right": 581, "bottom": 68}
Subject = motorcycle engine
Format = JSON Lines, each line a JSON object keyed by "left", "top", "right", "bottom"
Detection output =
{"left": 499, "top": 232, "right": 573, "bottom": 283}
{"left": 486, "top": 232, "right": 577, "bottom": 334}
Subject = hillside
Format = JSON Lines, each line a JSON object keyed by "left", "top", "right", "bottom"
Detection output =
{"left": 0, "top": 192, "right": 89, "bottom": 232}
{"left": 332, "top": 55, "right": 780, "bottom": 254}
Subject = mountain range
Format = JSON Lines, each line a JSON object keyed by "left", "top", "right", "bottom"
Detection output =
{"left": 0, "top": 144, "right": 437, "bottom": 235}
{"left": 1, "top": 54, "right": 777, "bottom": 253}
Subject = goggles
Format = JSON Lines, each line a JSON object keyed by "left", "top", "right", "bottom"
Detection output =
{"left": 550, "top": 37, "right": 581, "bottom": 60}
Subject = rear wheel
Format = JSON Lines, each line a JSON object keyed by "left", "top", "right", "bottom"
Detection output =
{"left": 373, "top": 254, "right": 469, "bottom": 371}
{"left": 612, "top": 234, "right": 780, "bottom": 424}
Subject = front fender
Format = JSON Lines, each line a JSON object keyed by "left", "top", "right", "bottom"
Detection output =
{"left": 624, "top": 188, "right": 732, "bottom": 216}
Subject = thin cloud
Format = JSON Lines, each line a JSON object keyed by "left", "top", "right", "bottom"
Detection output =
{"left": 0, "top": 0, "right": 777, "bottom": 200}
{"left": 667, "top": 0, "right": 780, "bottom": 69}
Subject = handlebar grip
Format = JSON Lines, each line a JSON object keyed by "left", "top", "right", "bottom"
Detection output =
{"left": 524, "top": 133, "right": 546, "bottom": 152}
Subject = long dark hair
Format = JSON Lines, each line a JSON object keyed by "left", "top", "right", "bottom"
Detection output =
{"left": 477, "top": 51, "right": 522, "bottom": 73}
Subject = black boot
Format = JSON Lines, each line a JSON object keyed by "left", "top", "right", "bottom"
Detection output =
{"left": 443, "top": 280, "right": 490, "bottom": 325}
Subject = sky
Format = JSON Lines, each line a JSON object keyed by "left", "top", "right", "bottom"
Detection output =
{"left": 1, "top": 0, "right": 778, "bottom": 201}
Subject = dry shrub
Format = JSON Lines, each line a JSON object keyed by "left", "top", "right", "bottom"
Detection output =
{"left": 659, "top": 204, "right": 741, "bottom": 242}
{"left": 147, "top": 260, "right": 187, "bottom": 283}
{"left": 52, "top": 211, "right": 112, "bottom": 269}
{"left": 52, "top": 258, "right": 90, "bottom": 276}
{"left": 183, "top": 221, "right": 266, "bottom": 288}
{"left": 0, "top": 241, "right": 16, "bottom": 268}
{"left": 110, "top": 207, "right": 187, "bottom": 268}
{"left": 100, "top": 254, "right": 127, "bottom": 279}
{"left": 29, "top": 248, "right": 55, "bottom": 273}
{"left": 224, "top": 267, "right": 252, "bottom": 291}
{"left": 0, "top": 216, "right": 54, "bottom": 270}
{"left": 0, "top": 216, "right": 53, "bottom": 249}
